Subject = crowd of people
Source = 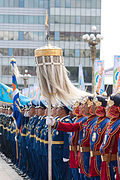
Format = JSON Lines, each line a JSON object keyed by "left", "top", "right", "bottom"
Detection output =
{"left": 0, "top": 92, "right": 120, "bottom": 180}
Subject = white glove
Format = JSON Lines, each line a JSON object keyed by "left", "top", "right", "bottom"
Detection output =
{"left": 46, "top": 116, "right": 55, "bottom": 126}
{"left": 63, "top": 158, "right": 69, "bottom": 162}
{"left": 15, "top": 136, "right": 17, "bottom": 141}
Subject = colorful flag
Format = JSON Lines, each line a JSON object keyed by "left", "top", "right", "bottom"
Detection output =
{"left": 94, "top": 60, "right": 105, "bottom": 95}
{"left": 78, "top": 64, "right": 85, "bottom": 91}
{"left": 113, "top": 55, "right": 120, "bottom": 93}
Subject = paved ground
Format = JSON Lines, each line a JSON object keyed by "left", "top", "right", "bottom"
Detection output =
{"left": 0, "top": 156, "right": 23, "bottom": 180}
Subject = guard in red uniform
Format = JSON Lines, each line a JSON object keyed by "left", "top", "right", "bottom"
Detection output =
{"left": 69, "top": 100, "right": 87, "bottom": 180}
{"left": 89, "top": 95, "right": 110, "bottom": 180}
{"left": 100, "top": 93, "right": 120, "bottom": 180}
{"left": 48, "top": 96, "right": 97, "bottom": 180}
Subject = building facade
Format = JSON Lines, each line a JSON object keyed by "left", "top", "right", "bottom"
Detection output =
{"left": 0, "top": 0, "right": 101, "bottom": 91}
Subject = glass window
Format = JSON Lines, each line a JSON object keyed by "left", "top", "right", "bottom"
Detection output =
{"left": 9, "top": 15, "right": 14, "bottom": 23}
{"left": 60, "top": 0, "right": 65, "bottom": 8}
{"left": 80, "top": 0, "right": 85, "bottom": 8}
{"left": 75, "top": 49, "right": 80, "bottom": 57}
{"left": 66, "top": 16, "right": 70, "bottom": 24}
{"left": 70, "top": 49, "right": 75, "bottom": 57}
{"left": 38, "top": 32, "right": 44, "bottom": 41}
{"left": 96, "top": 0, "right": 101, "bottom": 8}
{"left": 70, "top": 32, "right": 75, "bottom": 41}
{"left": 0, "top": 31, "right": 3, "bottom": 40}
{"left": 4, "top": 48, "right": 8, "bottom": 56}
{"left": 55, "top": 0, "right": 60, "bottom": 7}
{"left": 19, "top": 31, "right": 24, "bottom": 40}
{"left": 28, "top": 32, "right": 34, "bottom": 40}
{"left": 60, "top": 16, "right": 65, "bottom": 24}
{"left": 14, "top": 0, "right": 19, "bottom": 7}
{"left": 66, "top": 67, "right": 79, "bottom": 83}
{"left": 96, "top": 16, "right": 101, "bottom": 25}
{"left": 19, "top": 15, "right": 24, "bottom": 24}
{"left": 91, "top": 0, "right": 96, "bottom": 8}
{"left": 71, "top": 0, "right": 75, "bottom": 8}
{"left": 76, "top": 0, "right": 80, "bottom": 8}
{"left": 19, "top": 0, "right": 24, "bottom": 7}
{"left": 54, "top": 16, "right": 60, "bottom": 24}
{"left": 65, "top": 0, "right": 70, "bottom": 8}
{"left": 14, "top": 15, "right": 19, "bottom": 24}
{"left": 29, "top": 16, "right": 34, "bottom": 24}
{"left": 91, "top": 16, "right": 96, "bottom": 25}
{"left": 0, "top": 0, "right": 4, "bottom": 7}
{"left": 54, "top": 32, "right": 60, "bottom": 41}
{"left": 4, "top": 31, "right": 8, "bottom": 40}
{"left": 44, "top": 1, "right": 48, "bottom": 8}
{"left": 76, "top": 16, "right": 80, "bottom": 24}
{"left": 83, "top": 67, "right": 92, "bottom": 83}
{"left": 14, "top": 32, "right": 18, "bottom": 40}
{"left": 0, "top": 49, "right": 4, "bottom": 56}
{"left": 71, "top": 16, "right": 75, "bottom": 24}
{"left": 81, "top": 16, "right": 85, "bottom": 25}
{"left": 8, "top": 32, "right": 14, "bottom": 40}
{"left": 38, "top": 16, "right": 44, "bottom": 24}
{"left": 64, "top": 32, "right": 70, "bottom": 41}
{"left": 86, "top": 0, "right": 91, "bottom": 8}
{"left": 24, "top": 0, "right": 29, "bottom": 7}
{"left": 75, "top": 33, "right": 81, "bottom": 41}
{"left": 64, "top": 49, "right": 69, "bottom": 57}
{"left": 60, "top": 32, "right": 64, "bottom": 41}
{"left": 28, "top": 0, "right": 33, "bottom": 8}
{"left": 86, "top": 16, "right": 91, "bottom": 25}
{"left": 33, "top": 16, "right": 39, "bottom": 24}
{"left": 33, "top": 0, "right": 39, "bottom": 8}
{"left": 0, "top": 15, "right": 4, "bottom": 23}
{"left": 4, "top": 0, "right": 9, "bottom": 7}
{"left": 39, "top": 0, "right": 44, "bottom": 8}
{"left": 8, "top": 48, "right": 13, "bottom": 56}
{"left": 50, "top": 16, "right": 54, "bottom": 23}
{"left": 9, "top": 0, "right": 14, "bottom": 7}
{"left": 33, "top": 32, "right": 39, "bottom": 40}
{"left": 24, "top": 16, "right": 29, "bottom": 24}
{"left": 4, "top": 15, "right": 8, "bottom": 23}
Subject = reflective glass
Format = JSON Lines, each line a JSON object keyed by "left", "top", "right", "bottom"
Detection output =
{"left": 8, "top": 48, "right": 13, "bottom": 56}
{"left": 33, "top": 0, "right": 39, "bottom": 8}
{"left": 66, "top": 16, "right": 70, "bottom": 24}
{"left": 19, "top": 15, "right": 24, "bottom": 24}
{"left": 4, "top": 15, "right": 9, "bottom": 23}
{"left": 38, "top": 32, "right": 44, "bottom": 41}
{"left": 0, "top": 0, "right": 4, "bottom": 7}
{"left": 39, "top": 0, "right": 44, "bottom": 8}
{"left": 0, "top": 15, "right": 4, "bottom": 23}
{"left": 33, "top": 32, "right": 39, "bottom": 40}
{"left": 8, "top": 32, "right": 14, "bottom": 40}
{"left": 70, "top": 33, "right": 75, "bottom": 41}
{"left": 83, "top": 67, "right": 92, "bottom": 83}
{"left": 80, "top": 0, "right": 85, "bottom": 8}
{"left": 60, "top": 16, "right": 65, "bottom": 24}
{"left": 66, "top": 67, "right": 79, "bottom": 83}
{"left": 28, "top": 0, "right": 33, "bottom": 8}
{"left": 19, "top": 0, "right": 24, "bottom": 7}
{"left": 24, "top": 0, "right": 29, "bottom": 7}
{"left": 65, "top": 0, "right": 70, "bottom": 8}
{"left": 9, "top": 16, "right": 14, "bottom": 23}
{"left": 54, "top": 32, "right": 60, "bottom": 41}
{"left": 24, "top": 16, "right": 29, "bottom": 24}
{"left": 19, "top": 31, "right": 24, "bottom": 40}
{"left": 76, "top": 16, "right": 80, "bottom": 24}
{"left": 4, "top": 0, "right": 9, "bottom": 7}
{"left": 4, "top": 48, "right": 8, "bottom": 56}
{"left": 54, "top": 16, "right": 59, "bottom": 24}
{"left": 33, "top": 16, "right": 39, "bottom": 24}
{"left": 60, "top": 32, "right": 64, "bottom": 41}
{"left": 70, "top": 50, "right": 75, "bottom": 57}
{"left": 64, "top": 49, "right": 69, "bottom": 57}
{"left": 55, "top": 0, "right": 60, "bottom": 7}
{"left": 29, "top": 16, "right": 34, "bottom": 24}
{"left": 38, "top": 16, "right": 44, "bottom": 24}
{"left": 44, "top": 1, "right": 49, "bottom": 8}
{"left": 4, "top": 31, "right": 8, "bottom": 40}
{"left": 14, "top": 15, "right": 19, "bottom": 24}
{"left": 0, "top": 31, "right": 3, "bottom": 40}
{"left": 14, "top": 0, "right": 19, "bottom": 7}
{"left": 75, "top": 49, "right": 80, "bottom": 57}
{"left": 9, "top": 0, "right": 14, "bottom": 7}
{"left": 14, "top": 32, "right": 18, "bottom": 40}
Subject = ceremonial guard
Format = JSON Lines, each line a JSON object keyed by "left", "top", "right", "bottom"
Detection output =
{"left": 51, "top": 102, "right": 73, "bottom": 180}
{"left": 47, "top": 96, "right": 97, "bottom": 180}
{"left": 69, "top": 100, "right": 87, "bottom": 180}
{"left": 89, "top": 95, "right": 110, "bottom": 179}
{"left": 100, "top": 93, "right": 120, "bottom": 180}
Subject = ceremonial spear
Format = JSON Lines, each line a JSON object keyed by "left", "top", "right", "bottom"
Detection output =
{"left": 35, "top": 10, "right": 90, "bottom": 180}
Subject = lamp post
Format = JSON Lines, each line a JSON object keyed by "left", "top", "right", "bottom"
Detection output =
{"left": 21, "top": 69, "right": 31, "bottom": 88}
{"left": 82, "top": 26, "right": 103, "bottom": 93}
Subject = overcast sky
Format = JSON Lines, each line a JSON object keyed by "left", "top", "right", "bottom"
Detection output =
{"left": 101, "top": 0, "right": 120, "bottom": 70}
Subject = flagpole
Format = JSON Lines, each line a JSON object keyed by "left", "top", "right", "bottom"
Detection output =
{"left": 45, "top": 10, "right": 52, "bottom": 180}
